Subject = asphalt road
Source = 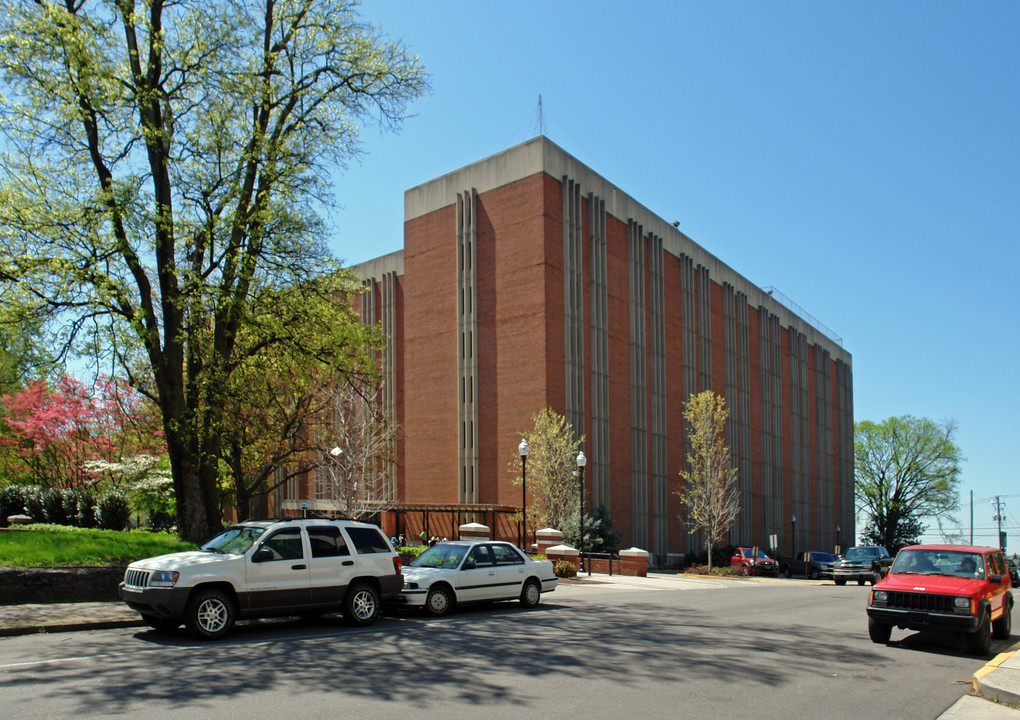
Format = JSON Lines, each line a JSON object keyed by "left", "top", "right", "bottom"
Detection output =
{"left": 0, "top": 576, "right": 1009, "bottom": 719}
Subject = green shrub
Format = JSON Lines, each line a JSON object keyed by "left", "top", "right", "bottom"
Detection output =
{"left": 98, "top": 492, "right": 131, "bottom": 531}
{"left": 684, "top": 563, "right": 740, "bottom": 577}
{"left": 73, "top": 490, "right": 100, "bottom": 529}
{"left": 0, "top": 485, "right": 27, "bottom": 526}
{"left": 554, "top": 559, "right": 578, "bottom": 578}
{"left": 42, "top": 487, "right": 69, "bottom": 525}
{"left": 23, "top": 486, "right": 45, "bottom": 523}
{"left": 398, "top": 545, "right": 428, "bottom": 557}
{"left": 148, "top": 509, "right": 175, "bottom": 531}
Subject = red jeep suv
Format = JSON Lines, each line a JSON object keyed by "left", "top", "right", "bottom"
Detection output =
{"left": 866, "top": 544, "right": 1013, "bottom": 656}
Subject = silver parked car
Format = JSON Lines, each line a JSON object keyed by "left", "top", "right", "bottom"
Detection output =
{"left": 396, "top": 540, "right": 558, "bottom": 616}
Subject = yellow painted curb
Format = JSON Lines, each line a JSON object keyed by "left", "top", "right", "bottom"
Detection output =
{"left": 972, "top": 651, "right": 1015, "bottom": 694}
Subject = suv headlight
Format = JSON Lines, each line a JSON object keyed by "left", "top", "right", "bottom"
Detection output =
{"left": 149, "top": 570, "right": 180, "bottom": 587}
{"left": 954, "top": 597, "right": 972, "bottom": 614}
{"left": 871, "top": 590, "right": 888, "bottom": 606}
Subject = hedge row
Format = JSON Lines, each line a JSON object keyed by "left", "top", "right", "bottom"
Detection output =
{"left": 0, "top": 485, "right": 131, "bottom": 531}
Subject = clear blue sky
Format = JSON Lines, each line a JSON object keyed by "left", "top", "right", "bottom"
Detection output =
{"left": 328, "top": 1, "right": 1019, "bottom": 546}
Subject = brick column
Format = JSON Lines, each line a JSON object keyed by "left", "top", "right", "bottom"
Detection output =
{"left": 619, "top": 547, "right": 650, "bottom": 577}
{"left": 458, "top": 522, "right": 490, "bottom": 541}
{"left": 536, "top": 528, "right": 563, "bottom": 556}
{"left": 544, "top": 544, "right": 580, "bottom": 568}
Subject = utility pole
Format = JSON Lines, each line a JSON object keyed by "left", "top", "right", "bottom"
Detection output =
{"left": 994, "top": 495, "right": 1004, "bottom": 552}
{"left": 970, "top": 490, "right": 973, "bottom": 545}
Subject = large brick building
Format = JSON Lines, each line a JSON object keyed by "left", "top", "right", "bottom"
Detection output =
{"left": 290, "top": 136, "right": 854, "bottom": 562}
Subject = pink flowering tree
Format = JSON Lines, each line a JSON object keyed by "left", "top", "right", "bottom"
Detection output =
{"left": 0, "top": 376, "right": 148, "bottom": 488}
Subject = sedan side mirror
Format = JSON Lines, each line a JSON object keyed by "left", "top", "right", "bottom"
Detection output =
{"left": 461, "top": 561, "right": 476, "bottom": 571}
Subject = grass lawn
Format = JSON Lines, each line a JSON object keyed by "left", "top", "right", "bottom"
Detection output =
{"left": 0, "top": 524, "right": 195, "bottom": 567}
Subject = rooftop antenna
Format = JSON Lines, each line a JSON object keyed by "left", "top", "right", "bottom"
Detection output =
{"left": 537, "top": 95, "right": 545, "bottom": 137}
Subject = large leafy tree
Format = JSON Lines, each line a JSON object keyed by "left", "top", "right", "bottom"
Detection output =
{"left": 218, "top": 277, "right": 382, "bottom": 519}
{"left": 0, "top": 1, "right": 427, "bottom": 541}
{"left": 854, "top": 416, "right": 962, "bottom": 553}
{"left": 676, "top": 390, "right": 740, "bottom": 572}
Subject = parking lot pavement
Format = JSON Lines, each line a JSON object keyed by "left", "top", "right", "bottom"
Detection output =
{"left": 3, "top": 573, "right": 1019, "bottom": 720}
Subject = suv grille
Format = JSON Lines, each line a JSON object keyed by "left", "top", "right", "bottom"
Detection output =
{"left": 885, "top": 591, "right": 954, "bottom": 613}
{"left": 124, "top": 569, "right": 151, "bottom": 588}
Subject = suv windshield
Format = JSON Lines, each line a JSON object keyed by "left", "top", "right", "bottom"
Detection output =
{"left": 892, "top": 549, "right": 985, "bottom": 579}
{"left": 201, "top": 526, "right": 266, "bottom": 555}
{"left": 411, "top": 544, "right": 468, "bottom": 569}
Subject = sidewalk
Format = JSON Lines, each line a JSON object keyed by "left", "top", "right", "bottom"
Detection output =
{"left": 0, "top": 575, "right": 1017, "bottom": 720}
{"left": 0, "top": 601, "right": 142, "bottom": 637}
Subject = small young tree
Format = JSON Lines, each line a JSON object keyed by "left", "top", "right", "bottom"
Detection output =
{"left": 312, "top": 379, "right": 400, "bottom": 520}
{"left": 676, "top": 391, "right": 741, "bottom": 572}
{"left": 510, "top": 408, "right": 585, "bottom": 537}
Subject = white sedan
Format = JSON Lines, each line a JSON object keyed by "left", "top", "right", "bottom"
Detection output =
{"left": 397, "top": 540, "right": 558, "bottom": 616}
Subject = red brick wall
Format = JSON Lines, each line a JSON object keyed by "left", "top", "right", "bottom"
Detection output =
{"left": 403, "top": 206, "right": 460, "bottom": 503}
{"left": 478, "top": 174, "right": 555, "bottom": 506}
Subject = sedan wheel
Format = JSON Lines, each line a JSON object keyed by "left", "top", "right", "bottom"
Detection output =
{"left": 184, "top": 588, "right": 235, "bottom": 640}
{"left": 520, "top": 579, "right": 541, "bottom": 608}
{"left": 425, "top": 585, "right": 454, "bottom": 617}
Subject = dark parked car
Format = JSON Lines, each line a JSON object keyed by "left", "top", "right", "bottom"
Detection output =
{"left": 781, "top": 551, "right": 837, "bottom": 580}
{"left": 832, "top": 545, "right": 892, "bottom": 585}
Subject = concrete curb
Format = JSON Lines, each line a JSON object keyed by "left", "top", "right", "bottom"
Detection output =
{"left": 974, "top": 649, "right": 1020, "bottom": 707}
{"left": 0, "top": 618, "right": 143, "bottom": 638}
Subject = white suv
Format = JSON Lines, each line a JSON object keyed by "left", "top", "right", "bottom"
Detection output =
{"left": 119, "top": 518, "right": 402, "bottom": 639}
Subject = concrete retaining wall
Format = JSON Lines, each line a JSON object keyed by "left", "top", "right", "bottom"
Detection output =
{"left": 0, "top": 566, "right": 126, "bottom": 604}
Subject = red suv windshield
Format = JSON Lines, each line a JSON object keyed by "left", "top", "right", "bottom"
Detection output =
{"left": 891, "top": 548, "right": 985, "bottom": 579}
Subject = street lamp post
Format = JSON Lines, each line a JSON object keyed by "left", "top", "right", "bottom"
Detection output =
{"left": 518, "top": 438, "right": 530, "bottom": 549}
{"left": 791, "top": 514, "right": 797, "bottom": 556}
{"left": 577, "top": 450, "right": 586, "bottom": 572}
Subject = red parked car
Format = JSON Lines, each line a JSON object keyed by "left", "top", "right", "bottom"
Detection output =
{"left": 866, "top": 544, "right": 1013, "bottom": 656}
{"left": 729, "top": 547, "right": 779, "bottom": 576}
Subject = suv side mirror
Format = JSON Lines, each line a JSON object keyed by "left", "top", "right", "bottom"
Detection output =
{"left": 252, "top": 547, "right": 273, "bottom": 563}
